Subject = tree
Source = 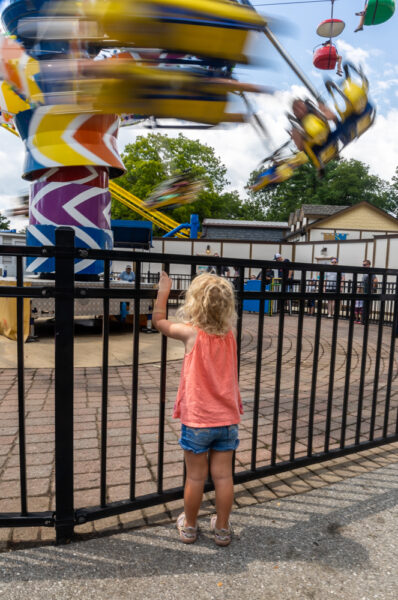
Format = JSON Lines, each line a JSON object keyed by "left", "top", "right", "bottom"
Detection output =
{"left": 112, "top": 133, "right": 251, "bottom": 229}
{"left": 247, "top": 158, "right": 394, "bottom": 221}
{"left": 389, "top": 166, "right": 398, "bottom": 217}
{"left": 0, "top": 211, "right": 10, "bottom": 230}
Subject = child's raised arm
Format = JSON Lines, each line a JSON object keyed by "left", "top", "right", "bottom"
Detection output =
{"left": 152, "top": 272, "right": 193, "bottom": 344}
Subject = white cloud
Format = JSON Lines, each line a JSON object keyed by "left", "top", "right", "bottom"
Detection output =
{"left": 375, "top": 78, "right": 398, "bottom": 92}
{"left": 0, "top": 140, "right": 26, "bottom": 196}
{"left": 310, "top": 69, "right": 323, "bottom": 81}
{"left": 0, "top": 136, "right": 27, "bottom": 229}
{"left": 336, "top": 39, "right": 371, "bottom": 72}
{"left": 343, "top": 109, "right": 398, "bottom": 180}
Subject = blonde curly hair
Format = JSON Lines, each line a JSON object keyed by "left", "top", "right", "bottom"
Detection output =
{"left": 177, "top": 273, "right": 236, "bottom": 335}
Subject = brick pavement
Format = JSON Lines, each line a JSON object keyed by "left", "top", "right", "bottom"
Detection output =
{"left": 0, "top": 313, "right": 398, "bottom": 548}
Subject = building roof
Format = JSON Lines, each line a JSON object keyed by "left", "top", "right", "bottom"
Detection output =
{"left": 0, "top": 230, "right": 25, "bottom": 237}
{"left": 289, "top": 205, "right": 348, "bottom": 226}
{"left": 202, "top": 219, "right": 289, "bottom": 229}
{"left": 306, "top": 201, "right": 398, "bottom": 230}
{"left": 301, "top": 204, "right": 349, "bottom": 217}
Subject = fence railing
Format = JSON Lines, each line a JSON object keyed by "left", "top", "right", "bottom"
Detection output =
{"left": 1, "top": 227, "right": 397, "bottom": 543}
{"left": 139, "top": 273, "right": 397, "bottom": 323}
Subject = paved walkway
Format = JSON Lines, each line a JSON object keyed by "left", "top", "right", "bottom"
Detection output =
{"left": 0, "top": 462, "right": 397, "bottom": 599}
{"left": 0, "top": 319, "right": 185, "bottom": 368}
{"left": 0, "top": 314, "right": 397, "bottom": 547}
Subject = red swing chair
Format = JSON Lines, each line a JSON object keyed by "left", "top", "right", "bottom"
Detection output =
{"left": 313, "top": 1, "right": 345, "bottom": 73}
{"left": 313, "top": 42, "right": 339, "bottom": 70}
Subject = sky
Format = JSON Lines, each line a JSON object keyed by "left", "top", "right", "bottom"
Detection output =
{"left": 0, "top": 0, "right": 397, "bottom": 228}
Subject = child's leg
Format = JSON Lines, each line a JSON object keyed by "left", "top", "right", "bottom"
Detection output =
{"left": 336, "top": 55, "right": 343, "bottom": 75}
{"left": 210, "top": 450, "right": 234, "bottom": 530}
{"left": 354, "top": 12, "right": 365, "bottom": 31}
{"left": 183, "top": 450, "right": 209, "bottom": 528}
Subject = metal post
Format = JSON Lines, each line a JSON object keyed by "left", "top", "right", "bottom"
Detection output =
{"left": 54, "top": 227, "right": 75, "bottom": 543}
{"left": 263, "top": 26, "right": 322, "bottom": 102}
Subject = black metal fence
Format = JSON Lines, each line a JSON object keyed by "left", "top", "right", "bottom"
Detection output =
{"left": 139, "top": 272, "right": 398, "bottom": 322}
{"left": 1, "top": 227, "right": 398, "bottom": 543}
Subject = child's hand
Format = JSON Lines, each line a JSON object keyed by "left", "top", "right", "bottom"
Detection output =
{"left": 158, "top": 271, "right": 172, "bottom": 293}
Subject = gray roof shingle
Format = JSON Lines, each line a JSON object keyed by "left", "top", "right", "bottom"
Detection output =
{"left": 202, "top": 219, "right": 289, "bottom": 229}
{"left": 301, "top": 204, "right": 349, "bottom": 216}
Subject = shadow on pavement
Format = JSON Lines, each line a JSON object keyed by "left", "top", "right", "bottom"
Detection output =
{"left": 0, "top": 466, "right": 397, "bottom": 581}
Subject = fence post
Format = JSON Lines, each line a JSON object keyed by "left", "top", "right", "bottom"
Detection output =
{"left": 54, "top": 227, "right": 75, "bottom": 543}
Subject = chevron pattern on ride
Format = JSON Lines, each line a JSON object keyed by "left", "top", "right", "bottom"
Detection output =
{"left": 15, "top": 107, "right": 125, "bottom": 180}
{"left": 30, "top": 166, "right": 112, "bottom": 230}
{"left": 26, "top": 224, "right": 113, "bottom": 275}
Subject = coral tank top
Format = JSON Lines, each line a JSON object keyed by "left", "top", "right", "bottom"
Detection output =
{"left": 173, "top": 328, "right": 243, "bottom": 427}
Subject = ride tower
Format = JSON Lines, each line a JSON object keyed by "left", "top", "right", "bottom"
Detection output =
{"left": 0, "top": 0, "right": 272, "bottom": 274}
{"left": 1, "top": 0, "right": 124, "bottom": 276}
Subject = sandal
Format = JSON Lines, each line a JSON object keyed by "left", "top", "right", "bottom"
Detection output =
{"left": 176, "top": 512, "right": 198, "bottom": 544}
{"left": 210, "top": 515, "right": 232, "bottom": 547}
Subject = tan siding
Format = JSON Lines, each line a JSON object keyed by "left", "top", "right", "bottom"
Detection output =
{"left": 315, "top": 205, "right": 398, "bottom": 231}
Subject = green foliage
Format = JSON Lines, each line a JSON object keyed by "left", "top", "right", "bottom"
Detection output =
{"left": 111, "top": 133, "right": 253, "bottom": 232}
{"left": 389, "top": 166, "right": 398, "bottom": 217}
{"left": 113, "top": 133, "right": 398, "bottom": 230}
{"left": 0, "top": 211, "right": 10, "bottom": 230}
{"left": 247, "top": 158, "right": 396, "bottom": 221}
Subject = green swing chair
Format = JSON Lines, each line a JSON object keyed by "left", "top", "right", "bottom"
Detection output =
{"left": 364, "top": 0, "right": 395, "bottom": 26}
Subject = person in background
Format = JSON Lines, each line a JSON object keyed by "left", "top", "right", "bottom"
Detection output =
{"left": 207, "top": 253, "right": 230, "bottom": 277}
{"left": 361, "top": 259, "right": 378, "bottom": 323}
{"left": 232, "top": 266, "right": 241, "bottom": 291}
{"left": 118, "top": 264, "right": 135, "bottom": 282}
{"left": 324, "top": 257, "right": 345, "bottom": 318}
{"left": 355, "top": 284, "right": 364, "bottom": 323}
{"left": 256, "top": 267, "right": 274, "bottom": 286}
{"left": 306, "top": 277, "right": 317, "bottom": 316}
{"left": 274, "top": 253, "right": 294, "bottom": 313}
{"left": 215, "top": 253, "right": 230, "bottom": 278}
{"left": 274, "top": 253, "right": 294, "bottom": 280}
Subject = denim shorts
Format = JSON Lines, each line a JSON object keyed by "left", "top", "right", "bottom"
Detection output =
{"left": 179, "top": 424, "right": 239, "bottom": 454}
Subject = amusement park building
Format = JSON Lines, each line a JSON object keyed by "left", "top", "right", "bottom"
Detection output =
{"left": 286, "top": 201, "right": 398, "bottom": 243}
{"left": 202, "top": 219, "right": 289, "bottom": 241}
{"left": 0, "top": 230, "right": 25, "bottom": 277}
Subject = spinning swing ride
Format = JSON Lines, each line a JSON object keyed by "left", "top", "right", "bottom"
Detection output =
{"left": 0, "top": 0, "right": 392, "bottom": 271}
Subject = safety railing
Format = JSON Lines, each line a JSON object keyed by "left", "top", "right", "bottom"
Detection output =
{"left": 0, "top": 227, "right": 397, "bottom": 543}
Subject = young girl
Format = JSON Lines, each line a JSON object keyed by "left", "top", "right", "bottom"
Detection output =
{"left": 152, "top": 272, "right": 242, "bottom": 546}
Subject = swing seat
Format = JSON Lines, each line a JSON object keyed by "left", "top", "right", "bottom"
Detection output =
{"left": 313, "top": 45, "right": 338, "bottom": 70}
{"left": 364, "top": 0, "right": 395, "bottom": 25}
{"left": 251, "top": 152, "right": 308, "bottom": 191}
{"left": 325, "top": 63, "right": 369, "bottom": 123}
{"left": 316, "top": 18, "right": 345, "bottom": 37}
{"left": 303, "top": 131, "right": 339, "bottom": 170}
{"left": 341, "top": 79, "right": 368, "bottom": 115}
{"left": 251, "top": 165, "right": 278, "bottom": 191}
{"left": 336, "top": 103, "right": 376, "bottom": 147}
{"left": 302, "top": 112, "right": 330, "bottom": 146}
